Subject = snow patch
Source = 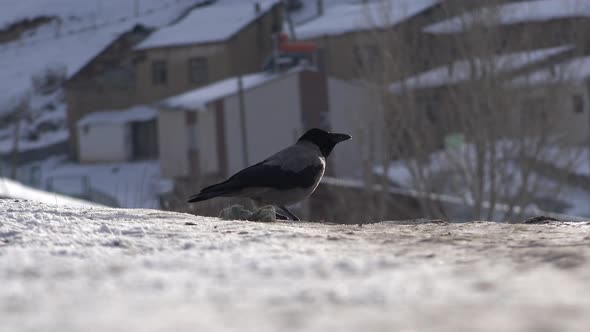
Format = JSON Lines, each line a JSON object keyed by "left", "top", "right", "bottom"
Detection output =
{"left": 390, "top": 45, "right": 571, "bottom": 91}
{"left": 160, "top": 71, "right": 282, "bottom": 111}
{"left": 77, "top": 105, "right": 157, "bottom": 126}
{"left": 510, "top": 54, "right": 590, "bottom": 85}
{"left": 295, "top": 0, "right": 439, "bottom": 39}
{"left": 135, "top": 0, "right": 281, "bottom": 50}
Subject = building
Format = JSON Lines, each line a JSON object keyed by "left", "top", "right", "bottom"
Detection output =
{"left": 289, "top": 0, "right": 515, "bottom": 81}
{"left": 132, "top": 0, "right": 283, "bottom": 101}
{"left": 388, "top": 45, "right": 589, "bottom": 150}
{"left": 155, "top": 68, "right": 373, "bottom": 190}
{"left": 509, "top": 54, "right": 590, "bottom": 145}
{"left": 64, "top": 24, "right": 154, "bottom": 158}
{"left": 423, "top": 0, "right": 590, "bottom": 63}
{"left": 66, "top": 0, "right": 284, "bottom": 159}
{"left": 292, "top": 0, "right": 441, "bottom": 81}
{"left": 76, "top": 105, "right": 158, "bottom": 163}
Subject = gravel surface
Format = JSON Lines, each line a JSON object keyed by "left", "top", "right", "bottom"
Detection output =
{"left": 1, "top": 199, "right": 590, "bottom": 332}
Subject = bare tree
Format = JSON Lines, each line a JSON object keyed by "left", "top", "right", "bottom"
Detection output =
{"left": 348, "top": 0, "right": 583, "bottom": 222}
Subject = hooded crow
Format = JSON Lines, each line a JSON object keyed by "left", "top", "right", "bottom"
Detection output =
{"left": 187, "top": 128, "right": 351, "bottom": 221}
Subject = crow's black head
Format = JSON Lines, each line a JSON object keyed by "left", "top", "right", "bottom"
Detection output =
{"left": 298, "top": 128, "right": 351, "bottom": 157}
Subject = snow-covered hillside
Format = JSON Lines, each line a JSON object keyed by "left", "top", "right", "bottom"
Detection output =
{"left": 1, "top": 199, "right": 590, "bottom": 332}
{"left": 0, "top": 177, "right": 100, "bottom": 207}
{"left": 0, "top": 0, "right": 210, "bottom": 114}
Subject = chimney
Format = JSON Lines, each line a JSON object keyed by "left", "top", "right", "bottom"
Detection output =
{"left": 254, "top": 2, "right": 261, "bottom": 14}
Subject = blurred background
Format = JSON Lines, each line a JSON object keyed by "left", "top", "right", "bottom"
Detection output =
{"left": 1, "top": 0, "right": 590, "bottom": 223}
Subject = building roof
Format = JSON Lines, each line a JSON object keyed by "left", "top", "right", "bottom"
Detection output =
{"left": 159, "top": 70, "right": 288, "bottom": 111}
{"left": 77, "top": 106, "right": 157, "bottom": 126}
{"left": 425, "top": 0, "right": 590, "bottom": 34}
{"left": 135, "top": 0, "right": 281, "bottom": 50}
{"left": 390, "top": 45, "right": 572, "bottom": 91}
{"left": 510, "top": 54, "right": 590, "bottom": 85}
{"left": 294, "top": 0, "right": 439, "bottom": 40}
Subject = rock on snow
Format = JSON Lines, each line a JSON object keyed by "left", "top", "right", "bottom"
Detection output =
{"left": 1, "top": 199, "right": 590, "bottom": 332}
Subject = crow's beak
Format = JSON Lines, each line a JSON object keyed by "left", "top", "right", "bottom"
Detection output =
{"left": 330, "top": 133, "right": 352, "bottom": 143}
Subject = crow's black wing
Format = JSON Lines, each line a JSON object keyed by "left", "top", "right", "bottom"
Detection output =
{"left": 188, "top": 144, "right": 324, "bottom": 203}
{"left": 222, "top": 161, "right": 323, "bottom": 191}
{"left": 188, "top": 162, "right": 323, "bottom": 203}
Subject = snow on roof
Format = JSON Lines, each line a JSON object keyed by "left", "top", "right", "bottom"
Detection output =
{"left": 295, "top": 0, "right": 439, "bottom": 40}
{"left": 160, "top": 71, "right": 284, "bottom": 111}
{"left": 390, "top": 45, "right": 572, "bottom": 91}
{"left": 425, "top": 0, "right": 590, "bottom": 34}
{"left": 510, "top": 54, "right": 590, "bottom": 85}
{"left": 0, "top": 177, "right": 100, "bottom": 208}
{"left": 77, "top": 106, "right": 157, "bottom": 127}
{"left": 135, "top": 0, "right": 281, "bottom": 50}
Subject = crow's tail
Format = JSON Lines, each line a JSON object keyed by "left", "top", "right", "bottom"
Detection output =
{"left": 187, "top": 181, "right": 235, "bottom": 203}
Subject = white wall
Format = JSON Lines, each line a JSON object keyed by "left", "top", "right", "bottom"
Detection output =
{"left": 78, "top": 123, "right": 130, "bottom": 163}
{"left": 559, "top": 84, "right": 590, "bottom": 145}
{"left": 223, "top": 94, "right": 245, "bottom": 176}
{"left": 158, "top": 110, "right": 189, "bottom": 178}
{"left": 223, "top": 74, "right": 302, "bottom": 175}
{"left": 515, "top": 83, "right": 590, "bottom": 146}
{"left": 197, "top": 107, "right": 219, "bottom": 175}
{"left": 327, "top": 78, "right": 373, "bottom": 179}
{"left": 244, "top": 74, "right": 302, "bottom": 165}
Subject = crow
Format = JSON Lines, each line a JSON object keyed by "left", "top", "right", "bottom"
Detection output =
{"left": 187, "top": 128, "right": 351, "bottom": 220}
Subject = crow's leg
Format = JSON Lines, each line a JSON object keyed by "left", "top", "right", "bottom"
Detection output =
{"left": 253, "top": 198, "right": 289, "bottom": 220}
{"left": 275, "top": 211, "right": 290, "bottom": 220}
{"left": 279, "top": 205, "right": 300, "bottom": 221}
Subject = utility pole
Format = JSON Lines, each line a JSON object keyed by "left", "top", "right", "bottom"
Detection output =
{"left": 317, "top": 0, "right": 324, "bottom": 17}
{"left": 10, "top": 96, "right": 29, "bottom": 180}
{"left": 134, "top": 0, "right": 140, "bottom": 17}
{"left": 285, "top": 7, "right": 297, "bottom": 41}
{"left": 237, "top": 75, "right": 249, "bottom": 167}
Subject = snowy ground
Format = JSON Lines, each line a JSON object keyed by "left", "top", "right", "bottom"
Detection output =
{"left": 1, "top": 199, "right": 590, "bottom": 332}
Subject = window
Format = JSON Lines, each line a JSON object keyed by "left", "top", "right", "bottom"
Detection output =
{"left": 188, "top": 57, "right": 209, "bottom": 85}
{"left": 152, "top": 60, "right": 167, "bottom": 85}
{"left": 573, "top": 94, "right": 584, "bottom": 113}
